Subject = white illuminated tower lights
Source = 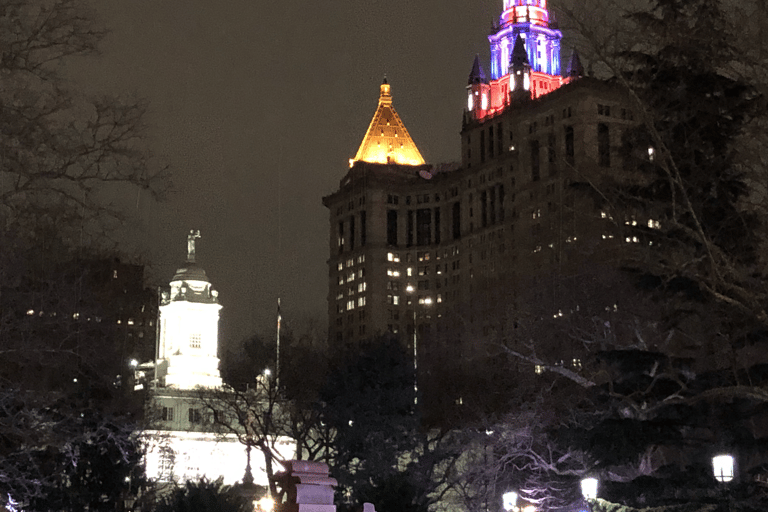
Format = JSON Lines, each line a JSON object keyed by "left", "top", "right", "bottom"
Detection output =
{"left": 157, "top": 230, "right": 223, "bottom": 389}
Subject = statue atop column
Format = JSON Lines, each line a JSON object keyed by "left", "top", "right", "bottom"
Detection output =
{"left": 187, "top": 230, "right": 201, "bottom": 263}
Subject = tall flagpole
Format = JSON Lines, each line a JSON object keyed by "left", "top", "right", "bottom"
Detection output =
{"left": 276, "top": 297, "right": 281, "bottom": 389}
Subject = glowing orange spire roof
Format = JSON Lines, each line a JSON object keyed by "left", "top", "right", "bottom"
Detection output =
{"left": 351, "top": 79, "right": 425, "bottom": 167}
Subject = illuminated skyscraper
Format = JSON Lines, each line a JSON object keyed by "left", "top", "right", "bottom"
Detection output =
{"left": 324, "top": 0, "right": 633, "bottom": 416}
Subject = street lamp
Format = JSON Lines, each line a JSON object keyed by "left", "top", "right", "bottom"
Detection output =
{"left": 406, "top": 283, "right": 417, "bottom": 405}
{"left": 581, "top": 477, "right": 598, "bottom": 512}
{"left": 503, "top": 491, "right": 518, "bottom": 512}
{"left": 712, "top": 454, "right": 734, "bottom": 483}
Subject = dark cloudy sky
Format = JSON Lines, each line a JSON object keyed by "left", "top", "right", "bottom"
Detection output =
{"left": 71, "top": 0, "right": 522, "bottom": 346}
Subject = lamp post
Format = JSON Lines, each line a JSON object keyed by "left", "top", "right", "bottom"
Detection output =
{"left": 712, "top": 454, "right": 734, "bottom": 483}
{"left": 503, "top": 491, "right": 518, "bottom": 512}
{"left": 581, "top": 477, "right": 598, "bottom": 512}
{"left": 712, "top": 454, "right": 734, "bottom": 512}
{"left": 406, "top": 284, "right": 418, "bottom": 405}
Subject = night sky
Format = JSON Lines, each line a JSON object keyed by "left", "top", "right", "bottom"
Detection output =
{"left": 69, "top": 0, "right": 528, "bottom": 346}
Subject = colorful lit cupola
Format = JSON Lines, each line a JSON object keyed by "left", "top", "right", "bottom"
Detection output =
{"left": 468, "top": 0, "right": 569, "bottom": 122}
{"left": 351, "top": 78, "right": 425, "bottom": 167}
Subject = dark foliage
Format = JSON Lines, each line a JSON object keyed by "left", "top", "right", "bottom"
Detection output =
{"left": 155, "top": 478, "right": 252, "bottom": 512}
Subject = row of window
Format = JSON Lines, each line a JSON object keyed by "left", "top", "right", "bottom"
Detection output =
{"left": 161, "top": 406, "right": 205, "bottom": 424}
{"left": 337, "top": 254, "right": 365, "bottom": 271}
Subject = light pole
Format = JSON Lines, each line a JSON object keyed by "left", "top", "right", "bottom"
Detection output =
{"left": 581, "top": 477, "right": 598, "bottom": 512}
{"left": 712, "top": 453, "right": 734, "bottom": 512}
{"left": 503, "top": 491, "right": 518, "bottom": 512}
{"left": 406, "top": 284, "right": 418, "bottom": 405}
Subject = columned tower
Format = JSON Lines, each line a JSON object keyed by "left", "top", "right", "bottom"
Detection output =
{"left": 156, "top": 230, "right": 223, "bottom": 389}
{"left": 467, "top": 0, "right": 569, "bottom": 122}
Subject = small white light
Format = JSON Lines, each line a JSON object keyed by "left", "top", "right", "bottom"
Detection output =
{"left": 129, "top": 359, "right": 138, "bottom": 368}
{"left": 713, "top": 454, "right": 734, "bottom": 483}
{"left": 503, "top": 491, "right": 518, "bottom": 511}
{"left": 257, "top": 497, "right": 274, "bottom": 512}
{"left": 581, "top": 477, "right": 598, "bottom": 500}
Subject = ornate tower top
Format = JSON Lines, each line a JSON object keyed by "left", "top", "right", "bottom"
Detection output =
{"left": 351, "top": 79, "right": 425, "bottom": 167}
{"left": 467, "top": 0, "right": 570, "bottom": 121}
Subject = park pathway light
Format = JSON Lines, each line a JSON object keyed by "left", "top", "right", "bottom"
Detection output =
{"left": 712, "top": 454, "right": 734, "bottom": 483}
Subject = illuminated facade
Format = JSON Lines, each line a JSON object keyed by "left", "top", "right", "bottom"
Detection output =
{"left": 324, "top": 1, "right": 636, "bottom": 415}
{"left": 467, "top": 0, "right": 579, "bottom": 123}
{"left": 352, "top": 79, "right": 425, "bottom": 167}
{"left": 145, "top": 232, "right": 295, "bottom": 485}
{"left": 156, "top": 231, "right": 223, "bottom": 390}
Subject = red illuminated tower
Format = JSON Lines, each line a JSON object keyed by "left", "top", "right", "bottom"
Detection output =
{"left": 468, "top": 0, "right": 575, "bottom": 121}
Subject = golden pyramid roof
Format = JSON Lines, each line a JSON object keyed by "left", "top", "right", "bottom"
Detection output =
{"left": 351, "top": 80, "right": 425, "bottom": 167}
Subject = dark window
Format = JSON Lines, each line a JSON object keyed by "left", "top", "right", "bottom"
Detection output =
{"left": 162, "top": 407, "right": 174, "bottom": 421}
{"left": 407, "top": 210, "right": 414, "bottom": 247}
{"left": 498, "top": 185, "right": 505, "bottom": 221}
{"left": 497, "top": 122, "right": 504, "bottom": 154}
{"left": 530, "top": 140, "right": 540, "bottom": 182}
{"left": 349, "top": 215, "right": 355, "bottom": 251}
{"left": 452, "top": 202, "right": 461, "bottom": 240}
{"left": 189, "top": 408, "right": 202, "bottom": 424}
{"left": 480, "top": 129, "right": 486, "bottom": 163}
{"left": 490, "top": 187, "right": 497, "bottom": 225}
{"left": 488, "top": 126, "right": 494, "bottom": 158}
{"left": 416, "top": 209, "right": 431, "bottom": 246}
{"left": 598, "top": 123, "right": 610, "bottom": 167}
{"left": 434, "top": 207, "right": 441, "bottom": 245}
{"left": 548, "top": 133, "right": 557, "bottom": 176}
{"left": 360, "top": 211, "right": 367, "bottom": 246}
{"left": 387, "top": 210, "right": 398, "bottom": 246}
{"left": 481, "top": 190, "right": 488, "bottom": 228}
{"left": 337, "top": 220, "right": 344, "bottom": 254}
{"left": 565, "top": 126, "right": 574, "bottom": 165}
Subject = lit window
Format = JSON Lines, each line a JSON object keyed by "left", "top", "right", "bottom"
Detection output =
{"left": 573, "top": 358, "right": 582, "bottom": 369}
{"left": 26, "top": 309, "right": 34, "bottom": 316}
{"left": 358, "top": 282, "right": 367, "bottom": 293}
{"left": 357, "top": 255, "right": 365, "bottom": 264}
{"left": 338, "top": 275, "right": 344, "bottom": 285}
{"left": 73, "top": 312, "right": 80, "bottom": 320}
{"left": 127, "top": 318, "right": 135, "bottom": 326}
{"left": 387, "top": 252, "right": 400, "bottom": 263}
{"left": 357, "top": 297, "right": 366, "bottom": 307}
{"left": 534, "top": 365, "right": 544, "bottom": 374}
{"left": 346, "top": 258, "right": 354, "bottom": 267}
{"left": 190, "top": 333, "right": 201, "bottom": 349}
{"left": 336, "top": 291, "right": 343, "bottom": 300}
{"left": 407, "top": 267, "right": 413, "bottom": 277}
{"left": 113, "top": 269, "right": 118, "bottom": 279}
{"left": 437, "top": 294, "right": 442, "bottom": 303}
{"left": 347, "top": 300, "right": 355, "bottom": 311}
{"left": 338, "top": 262, "right": 343, "bottom": 271}
{"left": 347, "top": 271, "right": 355, "bottom": 282}
{"left": 467, "top": 92, "right": 473, "bottom": 111}
{"left": 387, "top": 268, "right": 400, "bottom": 277}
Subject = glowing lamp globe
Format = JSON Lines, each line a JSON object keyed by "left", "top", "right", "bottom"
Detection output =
{"left": 503, "top": 491, "right": 518, "bottom": 511}
{"left": 581, "top": 477, "right": 598, "bottom": 500}
{"left": 712, "top": 454, "right": 734, "bottom": 483}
